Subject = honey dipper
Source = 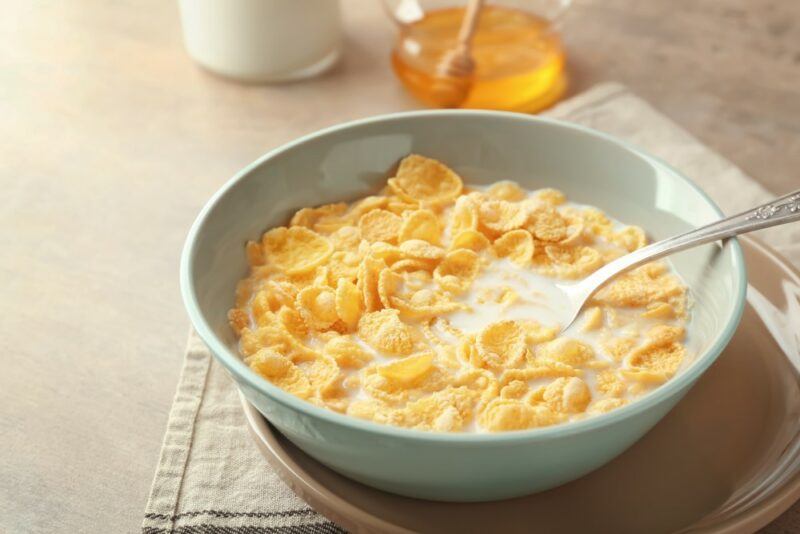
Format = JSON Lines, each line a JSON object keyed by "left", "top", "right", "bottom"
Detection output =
{"left": 430, "top": 0, "right": 485, "bottom": 108}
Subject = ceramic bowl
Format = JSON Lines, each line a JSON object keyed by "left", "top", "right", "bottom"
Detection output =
{"left": 180, "top": 111, "right": 746, "bottom": 501}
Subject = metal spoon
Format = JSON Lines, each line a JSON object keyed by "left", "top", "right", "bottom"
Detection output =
{"left": 557, "top": 189, "right": 800, "bottom": 332}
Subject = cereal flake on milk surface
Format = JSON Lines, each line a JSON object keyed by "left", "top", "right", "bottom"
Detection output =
{"left": 229, "top": 155, "right": 689, "bottom": 433}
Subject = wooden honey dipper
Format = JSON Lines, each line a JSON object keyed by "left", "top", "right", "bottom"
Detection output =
{"left": 430, "top": 0, "right": 486, "bottom": 108}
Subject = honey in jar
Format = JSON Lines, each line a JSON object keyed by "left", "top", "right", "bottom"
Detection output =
{"left": 391, "top": 4, "right": 566, "bottom": 112}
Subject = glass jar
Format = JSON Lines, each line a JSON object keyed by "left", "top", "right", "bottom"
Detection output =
{"left": 383, "top": 0, "right": 571, "bottom": 112}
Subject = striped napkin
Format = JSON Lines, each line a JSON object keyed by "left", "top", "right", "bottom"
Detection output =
{"left": 142, "top": 83, "right": 799, "bottom": 533}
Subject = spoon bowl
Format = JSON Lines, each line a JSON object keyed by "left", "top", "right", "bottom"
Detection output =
{"left": 557, "top": 190, "right": 800, "bottom": 333}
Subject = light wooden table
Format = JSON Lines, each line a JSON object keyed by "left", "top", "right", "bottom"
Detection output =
{"left": 1, "top": 1, "right": 797, "bottom": 532}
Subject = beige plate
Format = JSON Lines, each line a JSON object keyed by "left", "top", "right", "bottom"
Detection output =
{"left": 242, "top": 237, "right": 800, "bottom": 534}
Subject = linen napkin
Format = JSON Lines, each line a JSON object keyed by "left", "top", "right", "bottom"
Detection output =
{"left": 142, "top": 83, "right": 800, "bottom": 534}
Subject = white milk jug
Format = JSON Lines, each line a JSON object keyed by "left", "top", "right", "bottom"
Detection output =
{"left": 178, "top": 0, "right": 341, "bottom": 82}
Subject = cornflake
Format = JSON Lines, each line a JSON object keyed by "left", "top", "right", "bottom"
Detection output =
{"left": 358, "top": 309, "right": 415, "bottom": 356}
{"left": 434, "top": 249, "right": 480, "bottom": 293}
{"left": 324, "top": 336, "right": 373, "bottom": 368}
{"left": 450, "top": 229, "right": 491, "bottom": 252}
{"left": 290, "top": 203, "right": 349, "bottom": 233}
{"left": 357, "top": 255, "right": 387, "bottom": 312}
{"left": 480, "top": 398, "right": 562, "bottom": 431}
{"left": 529, "top": 208, "right": 568, "bottom": 242}
{"left": 391, "top": 288, "right": 461, "bottom": 319}
{"left": 335, "top": 279, "right": 363, "bottom": 330}
{"left": 493, "top": 229, "right": 535, "bottom": 266}
{"left": 450, "top": 196, "right": 479, "bottom": 235}
{"left": 359, "top": 209, "right": 403, "bottom": 243}
{"left": 248, "top": 349, "right": 312, "bottom": 398}
{"left": 230, "top": 155, "right": 688, "bottom": 433}
{"left": 378, "top": 352, "right": 435, "bottom": 386}
{"left": 542, "top": 377, "right": 592, "bottom": 413}
{"left": 399, "top": 209, "right": 442, "bottom": 244}
{"left": 538, "top": 338, "right": 594, "bottom": 367}
{"left": 262, "top": 226, "right": 333, "bottom": 275}
{"left": 486, "top": 180, "right": 526, "bottom": 202}
{"left": 399, "top": 239, "right": 446, "bottom": 260}
{"left": 378, "top": 268, "right": 403, "bottom": 308}
{"left": 388, "top": 154, "right": 463, "bottom": 206}
{"left": 478, "top": 200, "right": 528, "bottom": 235}
{"left": 532, "top": 188, "right": 566, "bottom": 206}
{"left": 478, "top": 321, "right": 527, "bottom": 370}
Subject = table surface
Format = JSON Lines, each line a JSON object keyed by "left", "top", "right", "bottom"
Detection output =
{"left": 1, "top": 1, "right": 798, "bottom": 532}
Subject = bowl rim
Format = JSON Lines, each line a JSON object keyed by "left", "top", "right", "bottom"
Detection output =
{"left": 180, "top": 109, "right": 747, "bottom": 444}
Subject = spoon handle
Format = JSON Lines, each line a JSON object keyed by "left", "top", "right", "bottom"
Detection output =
{"left": 580, "top": 189, "right": 800, "bottom": 295}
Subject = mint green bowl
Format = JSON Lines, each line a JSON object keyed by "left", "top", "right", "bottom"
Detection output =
{"left": 181, "top": 111, "right": 746, "bottom": 502}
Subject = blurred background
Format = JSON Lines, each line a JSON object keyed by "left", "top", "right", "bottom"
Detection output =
{"left": 1, "top": 0, "right": 798, "bottom": 532}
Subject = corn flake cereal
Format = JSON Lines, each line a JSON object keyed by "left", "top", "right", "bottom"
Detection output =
{"left": 378, "top": 352, "right": 435, "bottom": 386}
{"left": 400, "top": 209, "right": 442, "bottom": 244}
{"left": 399, "top": 239, "right": 446, "bottom": 260}
{"left": 478, "top": 321, "right": 527, "bottom": 370}
{"left": 478, "top": 200, "right": 528, "bottom": 235}
{"left": 357, "top": 255, "right": 387, "bottom": 312}
{"left": 324, "top": 336, "right": 372, "bottom": 368}
{"left": 290, "top": 202, "right": 349, "bottom": 232}
{"left": 486, "top": 180, "right": 526, "bottom": 202}
{"left": 358, "top": 309, "right": 415, "bottom": 356}
{"left": 434, "top": 249, "right": 480, "bottom": 293}
{"left": 543, "top": 377, "right": 592, "bottom": 413}
{"left": 493, "top": 229, "right": 535, "bottom": 266}
{"left": 528, "top": 208, "right": 568, "bottom": 242}
{"left": 329, "top": 226, "right": 362, "bottom": 250}
{"left": 230, "top": 155, "right": 689, "bottom": 433}
{"left": 359, "top": 209, "right": 403, "bottom": 244}
{"left": 262, "top": 226, "right": 333, "bottom": 275}
{"left": 296, "top": 285, "right": 339, "bottom": 331}
{"left": 532, "top": 188, "right": 566, "bottom": 206}
{"left": 480, "top": 398, "right": 562, "bottom": 431}
{"left": 580, "top": 307, "right": 603, "bottom": 332}
{"left": 335, "top": 279, "right": 363, "bottom": 330}
{"left": 378, "top": 268, "right": 403, "bottom": 308}
{"left": 391, "top": 288, "right": 461, "bottom": 319}
{"left": 277, "top": 306, "right": 308, "bottom": 337}
{"left": 450, "top": 229, "right": 491, "bottom": 252}
{"left": 227, "top": 308, "right": 249, "bottom": 335}
{"left": 538, "top": 338, "right": 594, "bottom": 367}
{"left": 248, "top": 349, "right": 312, "bottom": 398}
{"left": 450, "top": 196, "right": 479, "bottom": 235}
{"left": 388, "top": 154, "right": 463, "bottom": 206}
